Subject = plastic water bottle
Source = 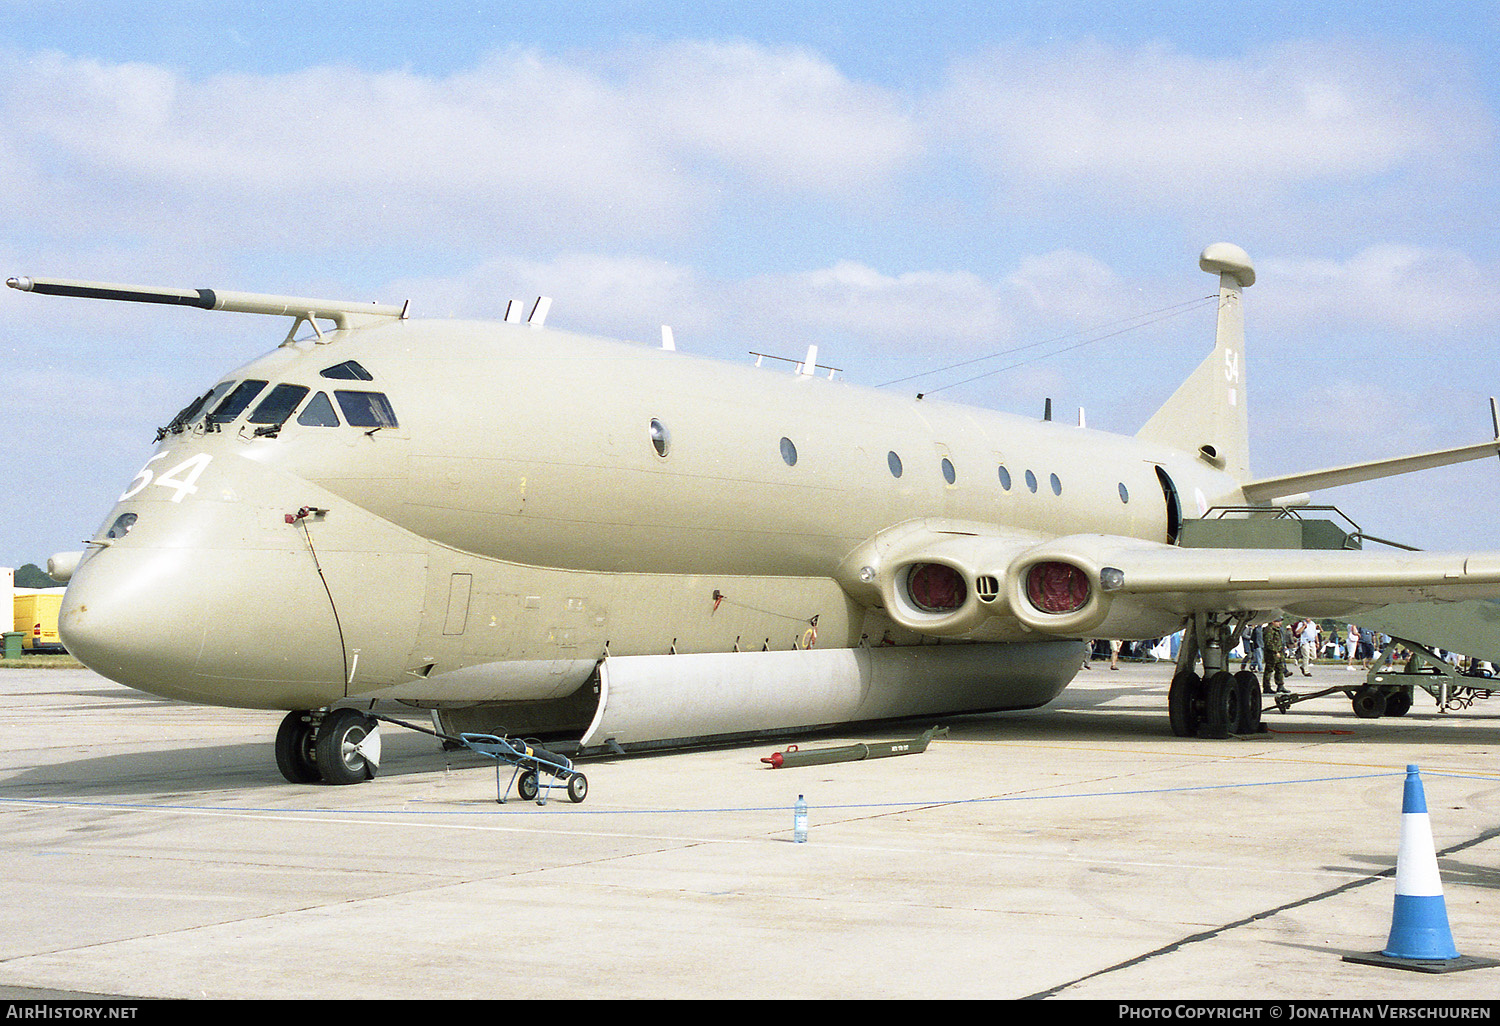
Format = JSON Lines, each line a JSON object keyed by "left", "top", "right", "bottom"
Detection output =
{"left": 793, "top": 795, "right": 808, "bottom": 843}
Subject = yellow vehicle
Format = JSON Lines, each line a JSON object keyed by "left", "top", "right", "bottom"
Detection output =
{"left": 14, "top": 592, "right": 66, "bottom": 653}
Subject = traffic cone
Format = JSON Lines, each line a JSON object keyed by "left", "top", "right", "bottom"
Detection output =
{"left": 1345, "top": 765, "right": 1495, "bottom": 973}
{"left": 1382, "top": 764, "right": 1458, "bottom": 960}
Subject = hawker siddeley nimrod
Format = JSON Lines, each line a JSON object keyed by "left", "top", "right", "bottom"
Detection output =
{"left": 11, "top": 243, "right": 1500, "bottom": 785}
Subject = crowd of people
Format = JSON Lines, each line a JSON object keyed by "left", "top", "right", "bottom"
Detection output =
{"left": 1085, "top": 622, "right": 1495, "bottom": 688}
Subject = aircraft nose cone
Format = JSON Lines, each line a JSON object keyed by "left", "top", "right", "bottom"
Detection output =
{"left": 61, "top": 542, "right": 346, "bottom": 709}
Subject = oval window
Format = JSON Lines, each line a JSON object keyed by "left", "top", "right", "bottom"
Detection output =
{"left": 1024, "top": 469, "right": 1038, "bottom": 493}
{"left": 887, "top": 451, "right": 903, "bottom": 478}
{"left": 1050, "top": 473, "right": 1062, "bottom": 496}
{"left": 998, "top": 466, "right": 1011, "bottom": 491}
{"left": 1119, "top": 482, "right": 1130, "bottom": 504}
{"left": 649, "top": 418, "right": 670, "bottom": 458}
{"left": 780, "top": 437, "right": 798, "bottom": 466}
{"left": 941, "top": 458, "right": 956, "bottom": 484}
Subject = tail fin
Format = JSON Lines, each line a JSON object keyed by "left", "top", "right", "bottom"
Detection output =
{"left": 1136, "top": 243, "right": 1255, "bottom": 481}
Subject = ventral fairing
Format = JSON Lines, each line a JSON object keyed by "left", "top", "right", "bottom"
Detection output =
{"left": 11, "top": 244, "right": 1500, "bottom": 784}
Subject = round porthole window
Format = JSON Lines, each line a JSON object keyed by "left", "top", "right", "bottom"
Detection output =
{"left": 1025, "top": 469, "right": 1038, "bottom": 493}
{"left": 649, "top": 419, "right": 670, "bottom": 458}
{"left": 941, "top": 457, "right": 956, "bottom": 484}
{"left": 1119, "top": 482, "right": 1130, "bottom": 503}
{"left": 888, "top": 451, "right": 903, "bottom": 478}
{"left": 998, "top": 466, "right": 1011, "bottom": 490}
{"left": 1050, "top": 473, "right": 1062, "bottom": 496}
{"left": 780, "top": 437, "right": 798, "bottom": 466}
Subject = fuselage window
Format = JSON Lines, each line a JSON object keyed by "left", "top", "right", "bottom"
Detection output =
{"left": 248, "top": 384, "right": 311, "bottom": 426}
{"left": 296, "top": 391, "right": 340, "bottom": 427}
{"left": 998, "top": 465, "right": 1011, "bottom": 490}
{"left": 780, "top": 437, "right": 798, "bottom": 466}
{"left": 335, "top": 390, "right": 399, "bottom": 429}
{"left": 1050, "top": 473, "right": 1062, "bottom": 496}
{"left": 887, "top": 451, "right": 903, "bottom": 478}
{"left": 320, "top": 360, "right": 373, "bottom": 381}
{"left": 206, "top": 379, "right": 268, "bottom": 427}
{"left": 650, "top": 418, "right": 670, "bottom": 458}
{"left": 941, "top": 457, "right": 956, "bottom": 485}
{"left": 1024, "top": 469, "right": 1038, "bottom": 493}
{"left": 1119, "top": 482, "right": 1130, "bottom": 504}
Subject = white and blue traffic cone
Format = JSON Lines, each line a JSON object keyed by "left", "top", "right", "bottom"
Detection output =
{"left": 1382, "top": 764, "right": 1458, "bottom": 961}
{"left": 1346, "top": 764, "right": 1495, "bottom": 973}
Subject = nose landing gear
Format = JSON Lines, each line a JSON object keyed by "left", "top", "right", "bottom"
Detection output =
{"left": 275, "top": 708, "right": 381, "bottom": 785}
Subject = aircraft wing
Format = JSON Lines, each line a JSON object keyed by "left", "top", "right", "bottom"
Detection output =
{"left": 851, "top": 526, "right": 1500, "bottom": 647}
{"left": 1003, "top": 534, "right": 1500, "bottom": 640}
{"left": 1356, "top": 598, "right": 1500, "bottom": 665}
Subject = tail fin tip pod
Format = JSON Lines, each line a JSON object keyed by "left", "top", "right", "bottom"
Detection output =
{"left": 1136, "top": 243, "right": 1255, "bottom": 481}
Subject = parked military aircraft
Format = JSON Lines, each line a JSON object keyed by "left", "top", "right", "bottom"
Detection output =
{"left": 10, "top": 243, "right": 1500, "bottom": 784}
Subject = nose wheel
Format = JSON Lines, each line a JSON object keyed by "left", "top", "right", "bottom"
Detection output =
{"left": 275, "top": 709, "right": 381, "bottom": 785}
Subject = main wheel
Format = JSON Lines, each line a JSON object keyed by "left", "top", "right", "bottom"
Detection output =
{"left": 315, "top": 709, "right": 380, "bottom": 785}
{"left": 1168, "top": 671, "right": 1202, "bottom": 737}
{"left": 275, "top": 710, "right": 320, "bottom": 784}
{"left": 566, "top": 772, "right": 588, "bottom": 803}
{"left": 516, "top": 770, "right": 539, "bottom": 802}
{"left": 1233, "top": 670, "right": 1263, "bottom": 734}
{"left": 1202, "top": 670, "right": 1239, "bottom": 738}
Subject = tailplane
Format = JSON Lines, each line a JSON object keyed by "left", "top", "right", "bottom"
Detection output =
{"left": 1136, "top": 243, "right": 1255, "bottom": 481}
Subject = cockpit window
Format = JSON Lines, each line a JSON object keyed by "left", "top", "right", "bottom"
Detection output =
{"left": 161, "top": 380, "right": 235, "bottom": 437}
{"left": 335, "top": 390, "right": 398, "bottom": 429}
{"left": 205, "top": 379, "right": 268, "bottom": 426}
{"left": 296, "top": 391, "right": 340, "bottom": 427}
{"left": 320, "top": 360, "right": 373, "bottom": 381}
{"left": 248, "top": 384, "right": 311, "bottom": 426}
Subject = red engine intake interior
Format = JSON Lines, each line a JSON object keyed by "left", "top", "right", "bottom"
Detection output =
{"left": 1025, "top": 561, "right": 1091, "bottom": 614}
{"left": 906, "top": 562, "right": 967, "bottom": 613}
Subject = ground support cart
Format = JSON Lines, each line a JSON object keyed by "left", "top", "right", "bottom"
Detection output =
{"left": 1268, "top": 639, "right": 1495, "bottom": 720}
{"left": 460, "top": 733, "right": 589, "bottom": 805}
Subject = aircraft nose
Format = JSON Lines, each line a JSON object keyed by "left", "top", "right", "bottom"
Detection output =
{"left": 61, "top": 537, "right": 346, "bottom": 709}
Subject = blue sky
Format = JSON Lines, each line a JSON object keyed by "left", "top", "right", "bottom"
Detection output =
{"left": 2, "top": 0, "right": 1498, "bottom": 567}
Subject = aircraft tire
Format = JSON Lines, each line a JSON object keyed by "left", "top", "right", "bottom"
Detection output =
{"left": 567, "top": 773, "right": 588, "bottom": 803}
{"left": 315, "top": 709, "right": 379, "bottom": 785}
{"left": 1168, "top": 671, "right": 1201, "bottom": 737}
{"left": 275, "top": 711, "right": 320, "bottom": 784}
{"left": 1233, "top": 671, "right": 1262, "bottom": 734}
{"left": 517, "top": 770, "right": 539, "bottom": 802}
{"left": 1200, "top": 670, "right": 1238, "bottom": 739}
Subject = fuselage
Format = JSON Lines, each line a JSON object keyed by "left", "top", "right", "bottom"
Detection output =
{"left": 59, "top": 316, "right": 1245, "bottom": 716}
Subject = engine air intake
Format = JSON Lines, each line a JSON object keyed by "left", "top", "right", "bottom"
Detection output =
{"left": 906, "top": 563, "right": 967, "bottom": 613}
{"left": 1025, "top": 561, "right": 1091, "bottom": 614}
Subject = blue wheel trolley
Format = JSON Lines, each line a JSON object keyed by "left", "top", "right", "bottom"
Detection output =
{"left": 460, "top": 733, "right": 589, "bottom": 805}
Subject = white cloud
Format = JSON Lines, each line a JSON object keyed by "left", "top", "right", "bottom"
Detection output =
{"left": 0, "top": 42, "right": 918, "bottom": 252}
{"left": 1259, "top": 245, "right": 1500, "bottom": 334}
{"left": 939, "top": 38, "right": 1490, "bottom": 211}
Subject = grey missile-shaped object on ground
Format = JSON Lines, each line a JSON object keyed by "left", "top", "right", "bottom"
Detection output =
{"left": 761, "top": 726, "right": 948, "bottom": 768}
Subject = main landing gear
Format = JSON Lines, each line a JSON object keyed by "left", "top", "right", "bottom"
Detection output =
{"left": 1167, "top": 612, "right": 1263, "bottom": 739}
{"left": 275, "top": 709, "right": 382, "bottom": 785}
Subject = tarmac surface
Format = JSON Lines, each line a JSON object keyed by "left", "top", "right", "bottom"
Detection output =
{"left": 0, "top": 660, "right": 1497, "bottom": 1001}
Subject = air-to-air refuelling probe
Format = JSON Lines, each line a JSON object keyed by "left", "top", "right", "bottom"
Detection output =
{"left": 11, "top": 243, "right": 1500, "bottom": 785}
